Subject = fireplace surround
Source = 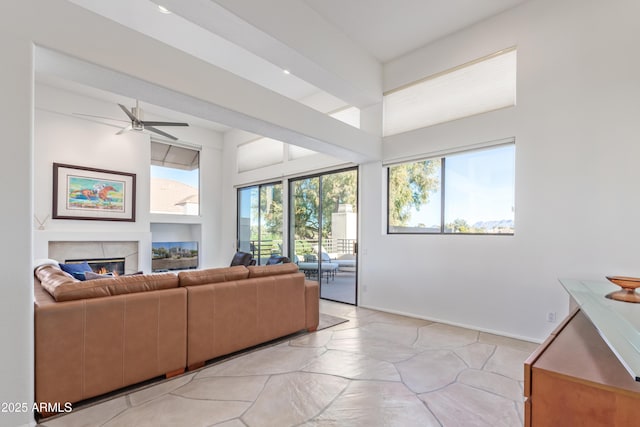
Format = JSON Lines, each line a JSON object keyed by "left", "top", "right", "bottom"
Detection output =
{"left": 65, "top": 257, "right": 126, "bottom": 275}
{"left": 49, "top": 241, "right": 138, "bottom": 274}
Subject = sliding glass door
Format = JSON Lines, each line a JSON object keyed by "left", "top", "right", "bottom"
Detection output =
{"left": 289, "top": 168, "right": 358, "bottom": 305}
{"left": 237, "top": 183, "right": 283, "bottom": 265}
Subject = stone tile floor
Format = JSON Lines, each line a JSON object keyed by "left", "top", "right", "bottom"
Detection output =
{"left": 40, "top": 301, "right": 538, "bottom": 427}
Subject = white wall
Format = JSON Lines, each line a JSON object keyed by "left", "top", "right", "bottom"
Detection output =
{"left": 0, "top": 35, "right": 34, "bottom": 427}
{"left": 359, "top": 0, "right": 640, "bottom": 342}
{"left": 33, "top": 84, "right": 226, "bottom": 270}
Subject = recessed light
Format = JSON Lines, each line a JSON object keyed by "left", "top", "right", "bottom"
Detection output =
{"left": 283, "top": 69, "right": 291, "bottom": 75}
{"left": 158, "top": 5, "right": 171, "bottom": 14}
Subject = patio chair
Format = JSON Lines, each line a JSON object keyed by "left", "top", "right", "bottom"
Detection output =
{"left": 230, "top": 251, "right": 256, "bottom": 266}
{"left": 266, "top": 255, "right": 291, "bottom": 265}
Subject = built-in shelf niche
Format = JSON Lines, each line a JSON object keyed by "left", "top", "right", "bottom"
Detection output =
{"left": 150, "top": 222, "right": 202, "bottom": 271}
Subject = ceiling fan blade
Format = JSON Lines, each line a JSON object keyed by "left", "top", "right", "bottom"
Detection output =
{"left": 118, "top": 103, "right": 138, "bottom": 123}
{"left": 145, "top": 126, "right": 178, "bottom": 140}
{"left": 72, "top": 113, "right": 129, "bottom": 123}
{"left": 116, "top": 125, "right": 132, "bottom": 135}
{"left": 140, "top": 121, "right": 189, "bottom": 127}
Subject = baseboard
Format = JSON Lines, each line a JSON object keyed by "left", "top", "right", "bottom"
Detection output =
{"left": 358, "top": 303, "right": 543, "bottom": 344}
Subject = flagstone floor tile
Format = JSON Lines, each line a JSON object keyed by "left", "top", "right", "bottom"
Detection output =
{"left": 104, "top": 395, "right": 250, "bottom": 427}
{"left": 40, "top": 300, "right": 535, "bottom": 427}
{"left": 195, "top": 343, "right": 326, "bottom": 377}
{"left": 172, "top": 375, "right": 269, "bottom": 401}
{"left": 302, "top": 349, "right": 401, "bottom": 381}
{"left": 396, "top": 350, "right": 467, "bottom": 393}
{"left": 325, "top": 335, "right": 422, "bottom": 363}
{"left": 39, "top": 397, "right": 129, "bottom": 427}
{"left": 242, "top": 372, "right": 348, "bottom": 427}
{"left": 457, "top": 369, "right": 523, "bottom": 401}
{"left": 128, "top": 373, "right": 196, "bottom": 407}
{"left": 415, "top": 323, "right": 480, "bottom": 349}
{"left": 453, "top": 342, "right": 496, "bottom": 369}
{"left": 420, "top": 382, "right": 522, "bottom": 427}
{"left": 308, "top": 380, "right": 441, "bottom": 427}
{"left": 484, "top": 346, "right": 533, "bottom": 381}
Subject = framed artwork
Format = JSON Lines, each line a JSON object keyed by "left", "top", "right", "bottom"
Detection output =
{"left": 52, "top": 163, "right": 136, "bottom": 221}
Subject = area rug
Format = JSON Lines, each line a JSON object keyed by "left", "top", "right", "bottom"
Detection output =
{"left": 317, "top": 313, "right": 349, "bottom": 330}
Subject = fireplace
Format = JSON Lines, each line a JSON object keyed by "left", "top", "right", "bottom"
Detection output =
{"left": 66, "top": 258, "right": 125, "bottom": 276}
{"left": 48, "top": 241, "right": 139, "bottom": 274}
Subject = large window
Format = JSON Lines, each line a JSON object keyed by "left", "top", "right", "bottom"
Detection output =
{"left": 289, "top": 168, "right": 358, "bottom": 305}
{"left": 383, "top": 48, "right": 516, "bottom": 136}
{"left": 388, "top": 143, "right": 515, "bottom": 234}
{"left": 237, "top": 182, "right": 283, "bottom": 265}
{"left": 150, "top": 141, "right": 200, "bottom": 215}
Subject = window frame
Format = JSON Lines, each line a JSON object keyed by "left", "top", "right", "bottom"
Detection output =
{"left": 236, "top": 181, "right": 284, "bottom": 265}
{"left": 386, "top": 142, "right": 515, "bottom": 236}
{"left": 149, "top": 140, "right": 201, "bottom": 216}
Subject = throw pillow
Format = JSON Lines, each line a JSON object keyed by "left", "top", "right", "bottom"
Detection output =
{"left": 84, "top": 271, "right": 115, "bottom": 281}
{"left": 59, "top": 261, "right": 92, "bottom": 281}
{"left": 71, "top": 272, "right": 89, "bottom": 281}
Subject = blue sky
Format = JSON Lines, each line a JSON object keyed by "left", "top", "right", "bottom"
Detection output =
{"left": 152, "top": 241, "right": 198, "bottom": 251}
{"left": 410, "top": 144, "right": 515, "bottom": 227}
{"left": 150, "top": 165, "right": 199, "bottom": 188}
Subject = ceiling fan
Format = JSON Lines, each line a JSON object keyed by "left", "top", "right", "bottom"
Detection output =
{"left": 75, "top": 100, "right": 189, "bottom": 141}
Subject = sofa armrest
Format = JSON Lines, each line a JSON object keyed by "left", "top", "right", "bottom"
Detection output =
{"left": 304, "top": 280, "right": 320, "bottom": 332}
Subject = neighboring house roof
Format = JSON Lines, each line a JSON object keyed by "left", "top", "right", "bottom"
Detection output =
{"left": 150, "top": 178, "right": 198, "bottom": 213}
{"left": 175, "top": 194, "right": 199, "bottom": 206}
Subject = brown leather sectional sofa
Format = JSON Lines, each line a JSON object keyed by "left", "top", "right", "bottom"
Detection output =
{"left": 34, "top": 262, "right": 319, "bottom": 414}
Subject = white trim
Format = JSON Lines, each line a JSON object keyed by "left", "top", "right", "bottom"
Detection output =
{"left": 151, "top": 137, "right": 202, "bottom": 151}
{"left": 233, "top": 178, "right": 285, "bottom": 190}
{"left": 383, "top": 46, "right": 517, "bottom": 96}
{"left": 382, "top": 137, "right": 515, "bottom": 167}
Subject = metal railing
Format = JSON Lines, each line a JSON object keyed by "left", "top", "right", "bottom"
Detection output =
{"left": 242, "top": 237, "right": 358, "bottom": 264}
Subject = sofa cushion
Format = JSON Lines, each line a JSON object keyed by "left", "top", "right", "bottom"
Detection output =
{"left": 178, "top": 265, "right": 249, "bottom": 287}
{"left": 35, "top": 265, "right": 179, "bottom": 302}
{"left": 247, "top": 263, "right": 299, "bottom": 278}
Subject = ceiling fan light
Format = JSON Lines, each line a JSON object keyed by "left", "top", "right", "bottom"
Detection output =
{"left": 158, "top": 5, "right": 171, "bottom": 14}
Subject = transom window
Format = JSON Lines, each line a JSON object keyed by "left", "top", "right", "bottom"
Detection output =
{"left": 383, "top": 48, "right": 517, "bottom": 136}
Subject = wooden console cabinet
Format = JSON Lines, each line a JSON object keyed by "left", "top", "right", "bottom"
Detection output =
{"left": 524, "top": 309, "right": 640, "bottom": 426}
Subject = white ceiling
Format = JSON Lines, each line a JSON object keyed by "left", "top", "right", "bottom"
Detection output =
{"left": 37, "top": 73, "right": 232, "bottom": 133}
{"left": 38, "top": 0, "right": 529, "bottom": 143}
{"left": 303, "top": 0, "right": 529, "bottom": 62}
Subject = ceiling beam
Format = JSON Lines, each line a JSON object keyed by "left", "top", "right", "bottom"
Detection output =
{"left": 154, "top": 0, "right": 383, "bottom": 108}
{"left": 2, "top": 0, "right": 381, "bottom": 163}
